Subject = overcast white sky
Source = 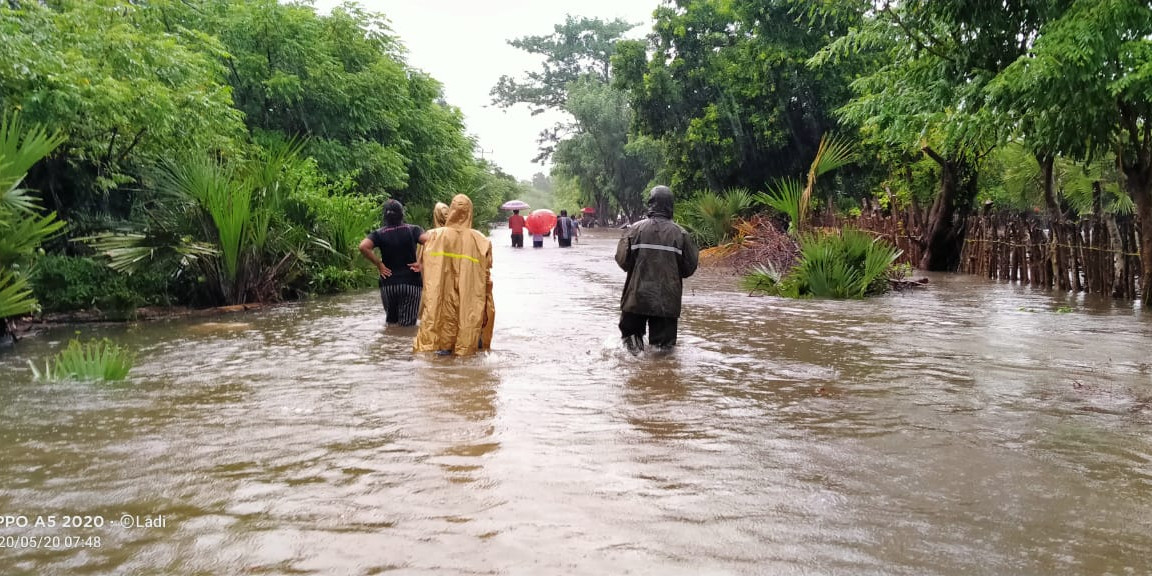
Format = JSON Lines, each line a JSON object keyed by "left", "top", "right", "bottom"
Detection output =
{"left": 312, "top": 0, "right": 658, "bottom": 182}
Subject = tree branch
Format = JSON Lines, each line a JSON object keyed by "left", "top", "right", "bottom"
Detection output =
{"left": 103, "top": 127, "right": 119, "bottom": 167}
{"left": 921, "top": 145, "right": 946, "bottom": 166}
{"left": 883, "top": 5, "right": 956, "bottom": 65}
{"left": 975, "top": 144, "right": 997, "bottom": 164}
{"left": 115, "top": 129, "right": 147, "bottom": 164}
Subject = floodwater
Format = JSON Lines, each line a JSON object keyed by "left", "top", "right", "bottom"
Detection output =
{"left": 1, "top": 228, "right": 1151, "bottom": 575}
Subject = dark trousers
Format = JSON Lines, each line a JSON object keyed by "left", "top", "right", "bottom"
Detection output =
{"left": 558, "top": 237, "right": 572, "bottom": 247}
{"left": 380, "top": 283, "right": 421, "bottom": 326}
{"left": 619, "top": 312, "right": 678, "bottom": 350}
{"left": 511, "top": 233, "right": 524, "bottom": 248}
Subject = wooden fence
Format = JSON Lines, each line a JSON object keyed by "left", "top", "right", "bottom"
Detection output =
{"left": 821, "top": 208, "right": 926, "bottom": 269}
{"left": 833, "top": 204, "right": 1143, "bottom": 300}
{"left": 957, "top": 211, "right": 1141, "bottom": 300}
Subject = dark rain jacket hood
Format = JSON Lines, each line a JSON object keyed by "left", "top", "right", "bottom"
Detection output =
{"left": 647, "top": 187, "right": 674, "bottom": 219}
{"left": 615, "top": 188, "right": 699, "bottom": 318}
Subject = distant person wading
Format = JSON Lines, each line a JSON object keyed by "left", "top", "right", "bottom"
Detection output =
{"left": 554, "top": 210, "right": 578, "bottom": 247}
{"left": 508, "top": 209, "right": 526, "bottom": 248}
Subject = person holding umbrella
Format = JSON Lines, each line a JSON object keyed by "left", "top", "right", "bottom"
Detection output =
{"left": 501, "top": 200, "right": 530, "bottom": 248}
{"left": 508, "top": 209, "right": 526, "bottom": 248}
{"left": 525, "top": 209, "right": 556, "bottom": 248}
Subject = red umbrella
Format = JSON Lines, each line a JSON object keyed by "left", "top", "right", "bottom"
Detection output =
{"left": 581, "top": 207, "right": 596, "bottom": 214}
{"left": 526, "top": 209, "right": 556, "bottom": 235}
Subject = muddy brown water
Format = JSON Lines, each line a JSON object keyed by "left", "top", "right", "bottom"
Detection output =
{"left": 1, "top": 228, "right": 1151, "bottom": 575}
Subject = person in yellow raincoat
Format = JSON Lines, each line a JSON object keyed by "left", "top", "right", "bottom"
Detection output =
{"left": 432, "top": 201, "right": 450, "bottom": 228}
{"left": 413, "top": 194, "right": 494, "bottom": 356}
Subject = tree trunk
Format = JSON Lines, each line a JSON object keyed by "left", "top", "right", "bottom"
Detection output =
{"left": 1040, "top": 155, "right": 1069, "bottom": 290}
{"left": 1127, "top": 170, "right": 1152, "bottom": 306}
{"left": 918, "top": 148, "right": 974, "bottom": 271}
{"left": 1105, "top": 214, "right": 1125, "bottom": 297}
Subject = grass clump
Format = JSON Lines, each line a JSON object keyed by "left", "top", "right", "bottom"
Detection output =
{"left": 741, "top": 229, "right": 902, "bottom": 299}
{"left": 28, "top": 338, "right": 135, "bottom": 381}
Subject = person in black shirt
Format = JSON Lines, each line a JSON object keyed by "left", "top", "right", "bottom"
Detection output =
{"left": 358, "top": 199, "right": 425, "bottom": 326}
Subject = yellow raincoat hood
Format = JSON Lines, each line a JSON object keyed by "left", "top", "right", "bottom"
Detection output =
{"left": 432, "top": 202, "right": 449, "bottom": 228}
{"left": 414, "top": 194, "right": 494, "bottom": 355}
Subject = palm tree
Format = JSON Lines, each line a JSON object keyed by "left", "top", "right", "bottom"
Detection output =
{"left": 84, "top": 140, "right": 319, "bottom": 305}
{"left": 0, "top": 112, "right": 66, "bottom": 343}
{"left": 755, "top": 133, "right": 856, "bottom": 234}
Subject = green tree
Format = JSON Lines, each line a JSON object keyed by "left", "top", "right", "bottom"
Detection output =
{"left": 813, "top": 0, "right": 1067, "bottom": 270}
{"left": 989, "top": 0, "right": 1152, "bottom": 303}
{"left": 491, "top": 15, "right": 635, "bottom": 161}
{"left": 614, "top": 0, "right": 862, "bottom": 194}
{"left": 0, "top": 0, "right": 246, "bottom": 224}
{"left": 190, "top": 0, "right": 475, "bottom": 204}
{"left": 552, "top": 79, "right": 664, "bottom": 223}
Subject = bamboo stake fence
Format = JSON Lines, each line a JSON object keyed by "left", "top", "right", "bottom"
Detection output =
{"left": 834, "top": 203, "right": 1142, "bottom": 300}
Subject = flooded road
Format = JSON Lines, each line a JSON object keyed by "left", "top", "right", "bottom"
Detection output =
{"left": 2, "top": 228, "right": 1151, "bottom": 575}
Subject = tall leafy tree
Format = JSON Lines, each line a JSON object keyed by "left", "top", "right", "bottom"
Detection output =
{"left": 813, "top": 0, "right": 1067, "bottom": 270}
{"left": 553, "top": 79, "right": 663, "bottom": 222}
{"left": 989, "top": 0, "right": 1152, "bottom": 303}
{"left": 614, "top": 0, "right": 862, "bottom": 195}
{"left": 0, "top": 0, "right": 246, "bottom": 222}
{"left": 491, "top": 15, "right": 635, "bottom": 161}
{"left": 187, "top": 0, "right": 475, "bottom": 204}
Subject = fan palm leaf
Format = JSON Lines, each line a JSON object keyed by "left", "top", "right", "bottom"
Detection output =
{"left": 0, "top": 270, "right": 37, "bottom": 319}
{"left": 800, "top": 134, "right": 856, "bottom": 232}
{"left": 79, "top": 232, "right": 218, "bottom": 274}
{"left": 755, "top": 177, "right": 803, "bottom": 233}
{"left": 160, "top": 156, "right": 250, "bottom": 287}
{"left": 0, "top": 111, "right": 66, "bottom": 195}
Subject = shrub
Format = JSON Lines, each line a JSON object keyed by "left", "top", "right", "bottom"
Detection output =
{"left": 309, "top": 265, "right": 377, "bottom": 295}
{"left": 741, "top": 229, "right": 901, "bottom": 299}
{"left": 677, "top": 188, "right": 753, "bottom": 247}
{"left": 29, "top": 254, "right": 181, "bottom": 315}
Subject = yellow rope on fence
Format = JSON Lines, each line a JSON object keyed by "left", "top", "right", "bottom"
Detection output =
{"left": 965, "top": 238, "right": 1141, "bottom": 257}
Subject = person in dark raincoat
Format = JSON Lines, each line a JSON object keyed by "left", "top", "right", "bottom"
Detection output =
{"left": 615, "top": 186, "right": 699, "bottom": 352}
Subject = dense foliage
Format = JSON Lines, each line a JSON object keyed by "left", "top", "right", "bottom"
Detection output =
{"left": 608, "top": 0, "right": 1152, "bottom": 302}
{"left": 0, "top": 0, "right": 514, "bottom": 322}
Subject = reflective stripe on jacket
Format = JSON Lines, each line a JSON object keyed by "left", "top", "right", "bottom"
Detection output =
{"left": 614, "top": 216, "right": 699, "bottom": 318}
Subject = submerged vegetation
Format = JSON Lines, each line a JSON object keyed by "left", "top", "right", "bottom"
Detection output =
{"left": 28, "top": 338, "right": 135, "bottom": 381}
{"left": 741, "top": 230, "right": 903, "bottom": 299}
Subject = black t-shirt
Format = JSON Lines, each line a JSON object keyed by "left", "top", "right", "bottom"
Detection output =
{"left": 369, "top": 224, "right": 424, "bottom": 286}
